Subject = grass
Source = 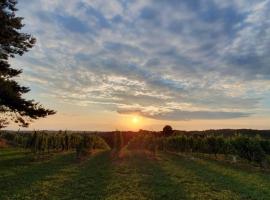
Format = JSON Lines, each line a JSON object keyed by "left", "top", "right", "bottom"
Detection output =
{"left": 0, "top": 148, "right": 270, "bottom": 200}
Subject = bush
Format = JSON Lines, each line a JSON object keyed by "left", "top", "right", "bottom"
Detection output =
{"left": 205, "top": 136, "right": 227, "bottom": 157}
{"left": 231, "top": 136, "right": 266, "bottom": 164}
{"left": 0, "top": 131, "right": 16, "bottom": 141}
{"left": 76, "top": 134, "right": 110, "bottom": 158}
{"left": 260, "top": 140, "right": 270, "bottom": 155}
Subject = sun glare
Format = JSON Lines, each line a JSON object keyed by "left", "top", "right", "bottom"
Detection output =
{"left": 132, "top": 116, "right": 139, "bottom": 124}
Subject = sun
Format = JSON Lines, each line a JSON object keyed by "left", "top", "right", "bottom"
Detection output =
{"left": 120, "top": 115, "right": 147, "bottom": 130}
{"left": 132, "top": 116, "right": 139, "bottom": 124}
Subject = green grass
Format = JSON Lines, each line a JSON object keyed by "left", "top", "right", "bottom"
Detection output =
{"left": 0, "top": 148, "right": 270, "bottom": 200}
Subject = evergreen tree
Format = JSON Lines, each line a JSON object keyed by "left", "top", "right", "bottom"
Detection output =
{"left": 0, "top": 0, "right": 55, "bottom": 127}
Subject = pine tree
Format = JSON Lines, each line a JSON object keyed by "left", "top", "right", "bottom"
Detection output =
{"left": 0, "top": 0, "right": 55, "bottom": 127}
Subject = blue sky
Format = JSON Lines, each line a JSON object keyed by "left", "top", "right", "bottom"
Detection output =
{"left": 10, "top": 0, "right": 270, "bottom": 130}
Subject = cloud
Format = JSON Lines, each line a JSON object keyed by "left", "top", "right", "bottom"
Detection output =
{"left": 55, "top": 14, "right": 91, "bottom": 33}
{"left": 13, "top": 0, "right": 270, "bottom": 121}
{"left": 117, "top": 108, "right": 250, "bottom": 121}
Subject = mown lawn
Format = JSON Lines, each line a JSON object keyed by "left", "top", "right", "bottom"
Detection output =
{"left": 0, "top": 148, "right": 270, "bottom": 200}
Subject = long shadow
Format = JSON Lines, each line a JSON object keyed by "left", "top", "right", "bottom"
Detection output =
{"left": 0, "top": 150, "right": 33, "bottom": 172}
{"left": 165, "top": 153, "right": 270, "bottom": 199}
{"left": 0, "top": 154, "right": 29, "bottom": 169}
{"left": 195, "top": 158, "right": 270, "bottom": 199}
{"left": 51, "top": 151, "right": 114, "bottom": 200}
{"left": 203, "top": 157, "right": 270, "bottom": 182}
{"left": 129, "top": 151, "right": 189, "bottom": 200}
{"left": 99, "top": 151, "right": 153, "bottom": 200}
{"left": 0, "top": 148, "right": 26, "bottom": 157}
{"left": 0, "top": 151, "right": 75, "bottom": 199}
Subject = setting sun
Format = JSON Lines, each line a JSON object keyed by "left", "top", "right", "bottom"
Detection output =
{"left": 132, "top": 116, "right": 139, "bottom": 124}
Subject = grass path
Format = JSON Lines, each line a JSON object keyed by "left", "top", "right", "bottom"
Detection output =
{"left": 1, "top": 148, "right": 270, "bottom": 200}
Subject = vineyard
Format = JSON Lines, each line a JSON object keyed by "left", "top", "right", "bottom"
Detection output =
{"left": 1, "top": 129, "right": 270, "bottom": 199}
{"left": 128, "top": 133, "right": 270, "bottom": 166}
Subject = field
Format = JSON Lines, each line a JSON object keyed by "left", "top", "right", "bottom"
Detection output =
{"left": 1, "top": 148, "right": 270, "bottom": 200}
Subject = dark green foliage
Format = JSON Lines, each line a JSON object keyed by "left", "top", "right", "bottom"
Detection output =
{"left": 2, "top": 130, "right": 270, "bottom": 166}
{"left": 0, "top": 0, "right": 55, "bottom": 127}
{"left": 1, "top": 131, "right": 110, "bottom": 157}
{"left": 0, "top": 130, "right": 110, "bottom": 160}
{"left": 205, "top": 136, "right": 227, "bottom": 156}
{"left": 163, "top": 125, "right": 174, "bottom": 137}
{"left": 113, "top": 131, "right": 124, "bottom": 151}
{"left": 4, "top": 131, "right": 80, "bottom": 154}
{"left": 76, "top": 134, "right": 110, "bottom": 158}
{"left": 260, "top": 140, "right": 270, "bottom": 155}
{"left": 173, "top": 129, "right": 270, "bottom": 139}
{"left": 0, "top": 131, "right": 16, "bottom": 141}
{"left": 127, "top": 133, "right": 270, "bottom": 166}
{"left": 231, "top": 136, "right": 266, "bottom": 163}
{"left": 76, "top": 135, "right": 93, "bottom": 158}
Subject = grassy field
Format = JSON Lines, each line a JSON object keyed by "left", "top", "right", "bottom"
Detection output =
{"left": 1, "top": 148, "right": 270, "bottom": 200}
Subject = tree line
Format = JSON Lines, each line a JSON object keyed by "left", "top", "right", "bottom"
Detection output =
{"left": 127, "top": 133, "right": 270, "bottom": 166}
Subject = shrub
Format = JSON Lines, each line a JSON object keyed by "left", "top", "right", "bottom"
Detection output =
{"left": 232, "top": 136, "right": 266, "bottom": 164}
{"left": 260, "top": 140, "right": 270, "bottom": 155}
{"left": 76, "top": 134, "right": 110, "bottom": 159}
{"left": 0, "top": 132, "right": 16, "bottom": 141}
{"left": 205, "top": 136, "right": 226, "bottom": 157}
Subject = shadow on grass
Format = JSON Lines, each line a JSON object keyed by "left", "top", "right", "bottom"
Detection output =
{"left": 0, "top": 152, "right": 30, "bottom": 169}
{"left": 165, "top": 153, "right": 270, "bottom": 200}
{"left": 51, "top": 151, "right": 114, "bottom": 200}
{"left": 0, "top": 148, "right": 26, "bottom": 157}
{"left": 129, "top": 151, "right": 189, "bottom": 200}
{"left": 0, "top": 151, "right": 75, "bottom": 199}
{"left": 100, "top": 150, "right": 151, "bottom": 200}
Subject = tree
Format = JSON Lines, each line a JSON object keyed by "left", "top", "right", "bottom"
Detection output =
{"left": 0, "top": 0, "right": 55, "bottom": 127}
{"left": 163, "top": 125, "right": 173, "bottom": 137}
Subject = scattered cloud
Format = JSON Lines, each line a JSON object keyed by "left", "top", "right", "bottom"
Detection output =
{"left": 117, "top": 108, "right": 250, "bottom": 121}
{"left": 13, "top": 0, "right": 270, "bottom": 121}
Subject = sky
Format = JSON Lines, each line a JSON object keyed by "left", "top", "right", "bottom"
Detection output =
{"left": 8, "top": 0, "right": 270, "bottom": 131}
